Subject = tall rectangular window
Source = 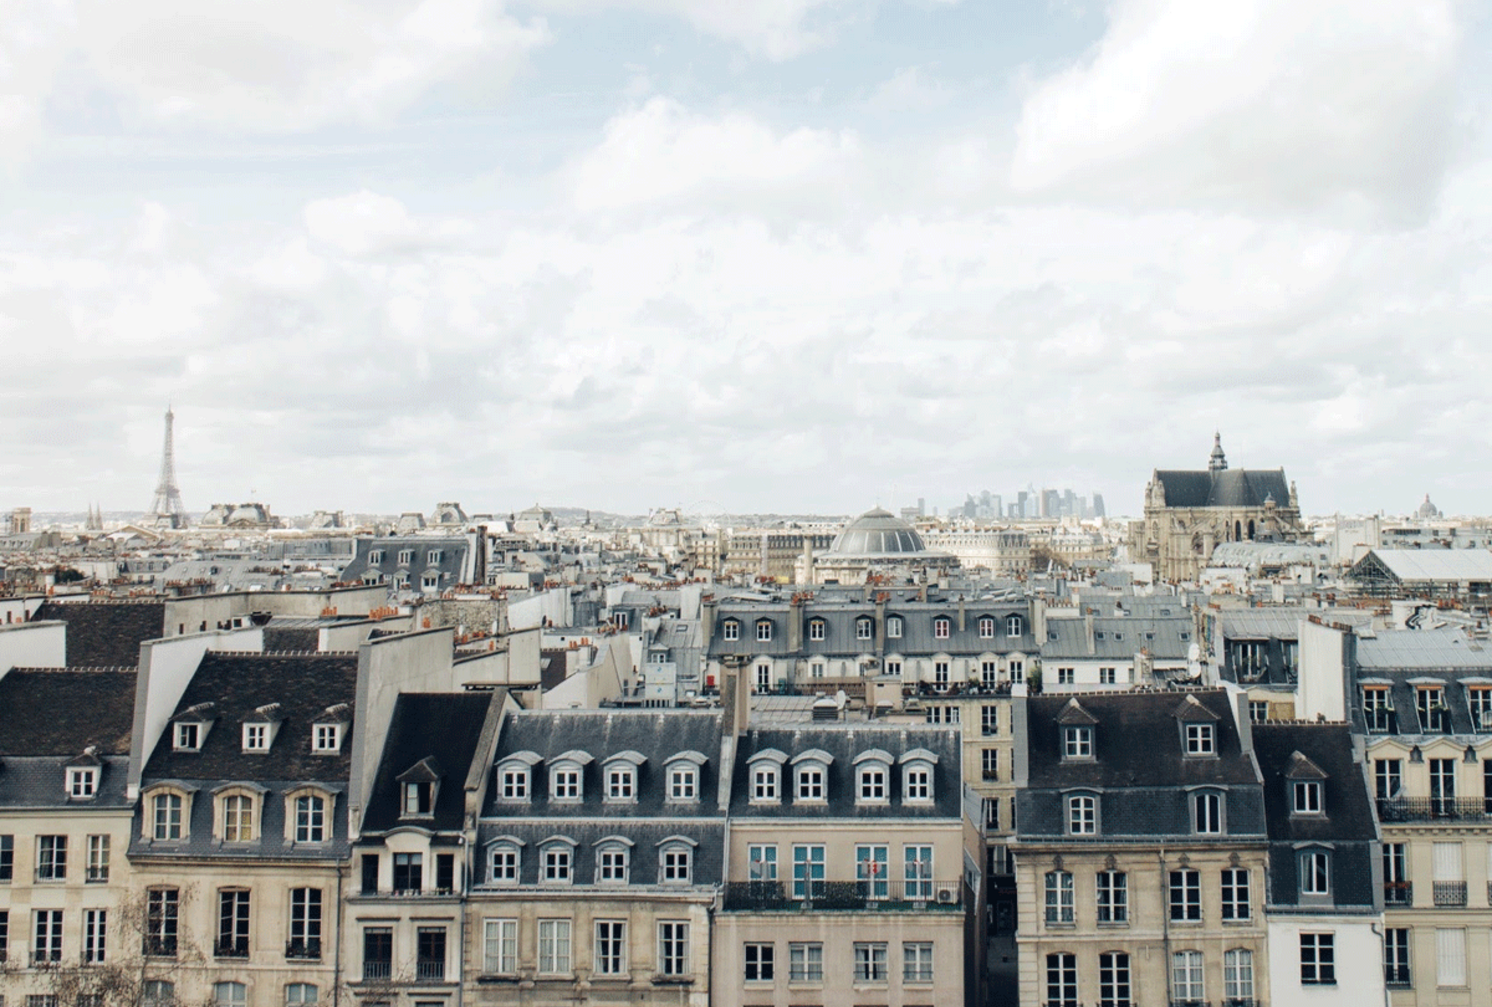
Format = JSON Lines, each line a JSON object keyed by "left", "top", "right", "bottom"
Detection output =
{"left": 84, "top": 909, "right": 107, "bottom": 963}
{"left": 1221, "top": 868, "right": 1250, "bottom": 920}
{"left": 1172, "top": 950, "right": 1203, "bottom": 1001}
{"left": 1096, "top": 870, "right": 1127, "bottom": 924}
{"left": 1045, "top": 871, "right": 1074, "bottom": 924}
{"left": 1099, "top": 951, "right": 1130, "bottom": 1007}
{"left": 1046, "top": 952, "right": 1077, "bottom": 1007}
{"left": 981, "top": 705, "right": 998, "bottom": 735}
{"left": 789, "top": 942, "right": 823, "bottom": 981}
{"left": 1170, "top": 869, "right": 1201, "bottom": 921}
{"left": 483, "top": 919, "right": 516, "bottom": 974}
{"left": 792, "top": 845, "right": 824, "bottom": 899}
{"left": 1384, "top": 843, "right": 1409, "bottom": 904}
{"left": 1431, "top": 758, "right": 1457, "bottom": 814}
{"left": 86, "top": 835, "right": 109, "bottom": 882}
{"left": 855, "top": 845, "right": 888, "bottom": 900}
{"left": 1376, "top": 759, "right": 1402, "bottom": 800}
{"left": 853, "top": 942, "right": 888, "bottom": 982}
{"left": 904, "top": 845, "right": 933, "bottom": 899}
{"left": 1301, "top": 933, "right": 1336, "bottom": 985}
{"left": 153, "top": 794, "right": 182, "bottom": 840}
{"left": 0, "top": 834, "right": 11, "bottom": 880}
{"left": 415, "top": 927, "right": 446, "bottom": 981}
{"left": 594, "top": 921, "right": 625, "bottom": 976}
{"left": 217, "top": 890, "right": 250, "bottom": 957}
{"left": 362, "top": 927, "right": 392, "bottom": 980}
{"left": 743, "top": 942, "right": 774, "bottom": 981}
{"left": 1193, "top": 792, "right": 1222, "bottom": 833}
{"left": 1301, "top": 851, "right": 1331, "bottom": 895}
{"left": 1419, "top": 687, "right": 1448, "bottom": 732}
{"left": 537, "top": 920, "right": 571, "bottom": 974}
{"left": 295, "top": 795, "right": 326, "bottom": 843}
{"left": 289, "top": 888, "right": 322, "bottom": 958}
{"left": 902, "top": 942, "right": 933, "bottom": 982}
{"left": 146, "top": 889, "right": 179, "bottom": 956}
{"left": 33, "top": 910, "right": 63, "bottom": 963}
{"left": 393, "top": 852, "right": 422, "bottom": 892}
{"left": 1384, "top": 928, "right": 1411, "bottom": 986}
{"left": 1224, "top": 948, "right": 1254, "bottom": 1001}
{"left": 36, "top": 835, "right": 66, "bottom": 881}
{"left": 1363, "top": 686, "right": 1393, "bottom": 731}
{"left": 658, "top": 921, "right": 688, "bottom": 977}
{"left": 747, "top": 844, "right": 777, "bottom": 881}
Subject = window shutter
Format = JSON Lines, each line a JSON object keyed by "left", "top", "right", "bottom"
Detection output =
{"left": 1437, "top": 928, "right": 1467, "bottom": 987}
{"left": 1434, "top": 842, "right": 1464, "bottom": 882}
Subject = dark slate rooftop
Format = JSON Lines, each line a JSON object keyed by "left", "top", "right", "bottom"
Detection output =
{"left": 472, "top": 820, "right": 726, "bottom": 887}
{"left": 32, "top": 600, "right": 165, "bottom": 667}
{"left": 362, "top": 692, "right": 496, "bottom": 834}
{"left": 1040, "top": 616, "right": 1193, "bottom": 661}
{"left": 0, "top": 667, "right": 138, "bottom": 755}
{"left": 709, "top": 600, "right": 1035, "bottom": 659}
{"left": 1155, "top": 468, "right": 1291, "bottom": 509}
{"left": 143, "top": 652, "right": 358, "bottom": 782}
{"left": 1251, "top": 723, "right": 1377, "bottom": 843}
{"left": 728, "top": 724, "right": 962, "bottom": 819}
{"left": 0, "top": 754, "right": 131, "bottom": 810}
{"left": 482, "top": 709, "right": 726, "bottom": 819}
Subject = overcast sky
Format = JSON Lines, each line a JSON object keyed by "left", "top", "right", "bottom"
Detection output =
{"left": 2, "top": 0, "right": 1489, "bottom": 519}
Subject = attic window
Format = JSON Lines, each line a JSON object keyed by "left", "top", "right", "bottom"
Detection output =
{"left": 1293, "top": 781, "right": 1323, "bottom": 815}
{"left": 722, "top": 620, "right": 740, "bottom": 642}
{"left": 403, "top": 782, "right": 433, "bottom": 816}
{"left": 313, "top": 725, "right": 342, "bottom": 754}
{"left": 1185, "top": 724, "right": 1215, "bottom": 756}
{"left": 809, "top": 620, "right": 826, "bottom": 641}
{"left": 887, "top": 616, "right": 903, "bottom": 639}
{"left": 174, "top": 723, "right": 201, "bottom": 752}
{"left": 368, "top": 550, "right": 384, "bottom": 565}
{"left": 67, "top": 767, "right": 98, "bottom": 799}
{"left": 243, "top": 725, "right": 268, "bottom": 752}
{"left": 1063, "top": 727, "right": 1093, "bottom": 759}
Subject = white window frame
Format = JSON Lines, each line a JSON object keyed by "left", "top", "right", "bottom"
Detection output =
{"left": 67, "top": 767, "right": 97, "bottom": 799}
{"left": 551, "top": 766, "right": 581, "bottom": 801}
{"left": 1063, "top": 726, "right": 1093, "bottom": 759}
{"left": 933, "top": 617, "right": 950, "bottom": 640}
{"left": 887, "top": 616, "right": 903, "bottom": 638}
{"left": 657, "top": 920, "right": 689, "bottom": 977}
{"left": 1301, "top": 850, "right": 1331, "bottom": 896}
{"left": 242, "top": 724, "right": 268, "bottom": 752}
{"left": 489, "top": 843, "right": 520, "bottom": 884}
{"left": 596, "top": 844, "right": 630, "bottom": 884}
{"left": 542, "top": 843, "right": 573, "bottom": 884}
{"left": 594, "top": 920, "right": 627, "bottom": 975}
{"left": 1185, "top": 722, "right": 1215, "bottom": 755}
{"left": 755, "top": 620, "right": 772, "bottom": 642}
{"left": 312, "top": 724, "right": 341, "bottom": 753}
{"left": 173, "top": 723, "right": 201, "bottom": 751}
{"left": 1172, "top": 949, "right": 1204, "bottom": 1001}
{"left": 483, "top": 918, "right": 517, "bottom": 975}
{"left": 1193, "top": 791, "right": 1223, "bottom": 835}
{"left": 537, "top": 919, "right": 571, "bottom": 975}
{"left": 856, "top": 618, "right": 873, "bottom": 641}
{"left": 660, "top": 844, "right": 692, "bottom": 884}
{"left": 978, "top": 617, "right": 995, "bottom": 639}
{"left": 1067, "top": 794, "right": 1097, "bottom": 835}
{"left": 808, "top": 620, "right": 825, "bottom": 641}
{"left": 796, "top": 766, "right": 825, "bottom": 802}
{"left": 722, "top": 620, "right": 740, "bottom": 642}
{"left": 1294, "top": 780, "right": 1323, "bottom": 814}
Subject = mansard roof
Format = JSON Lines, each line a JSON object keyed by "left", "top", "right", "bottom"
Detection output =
{"left": 1154, "top": 468, "right": 1291, "bottom": 510}
{"left": 363, "top": 691, "right": 496, "bottom": 834}
{"left": 0, "top": 667, "right": 137, "bottom": 755}
{"left": 32, "top": 600, "right": 165, "bottom": 667}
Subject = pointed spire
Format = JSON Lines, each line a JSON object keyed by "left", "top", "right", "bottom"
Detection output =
{"left": 1208, "top": 432, "right": 1228, "bottom": 472}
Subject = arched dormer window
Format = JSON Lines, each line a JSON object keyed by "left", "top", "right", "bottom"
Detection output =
{"left": 853, "top": 749, "right": 893, "bottom": 805}
{"left": 899, "top": 747, "right": 939, "bottom": 804}
{"left": 594, "top": 836, "right": 634, "bottom": 884}
{"left": 978, "top": 616, "right": 995, "bottom": 639}
{"left": 748, "top": 748, "right": 787, "bottom": 804}
{"left": 658, "top": 836, "right": 697, "bottom": 884}
{"left": 722, "top": 619, "right": 740, "bottom": 642}
{"left": 791, "top": 749, "right": 834, "bottom": 804}
{"left": 1006, "top": 614, "right": 1024, "bottom": 637}
{"left": 540, "top": 836, "right": 577, "bottom": 884}
{"left": 808, "top": 619, "right": 826, "bottom": 642}
{"left": 665, "top": 751, "right": 707, "bottom": 804}
{"left": 143, "top": 783, "right": 196, "bottom": 842}
{"left": 603, "top": 751, "right": 646, "bottom": 804}
{"left": 887, "top": 616, "right": 903, "bottom": 639}
{"left": 284, "top": 785, "right": 334, "bottom": 844}
{"left": 496, "top": 752, "right": 541, "bottom": 802}
{"left": 549, "top": 751, "right": 593, "bottom": 802}
{"left": 212, "top": 783, "right": 267, "bottom": 843}
{"left": 487, "top": 836, "right": 524, "bottom": 885}
{"left": 1065, "top": 791, "right": 1098, "bottom": 835}
{"left": 398, "top": 756, "right": 442, "bottom": 820}
{"left": 933, "top": 617, "right": 951, "bottom": 640}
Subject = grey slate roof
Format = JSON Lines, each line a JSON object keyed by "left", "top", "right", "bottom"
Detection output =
{"left": 1040, "top": 616, "right": 1193, "bottom": 661}
{"left": 31, "top": 600, "right": 165, "bottom": 667}
{"left": 0, "top": 667, "right": 137, "bottom": 755}
{"left": 0, "top": 755, "right": 131, "bottom": 810}
{"left": 1155, "top": 468, "right": 1291, "bottom": 509}
{"left": 362, "top": 692, "right": 496, "bottom": 834}
{"left": 472, "top": 820, "right": 726, "bottom": 887}
{"left": 709, "top": 600, "right": 1034, "bottom": 659}
{"left": 728, "top": 724, "right": 962, "bottom": 819}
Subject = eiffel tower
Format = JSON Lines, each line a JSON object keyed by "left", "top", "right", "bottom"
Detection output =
{"left": 145, "top": 406, "right": 188, "bottom": 529}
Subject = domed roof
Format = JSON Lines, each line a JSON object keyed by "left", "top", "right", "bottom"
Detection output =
{"left": 827, "top": 507, "right": 927, "bottom": 556}
{"left": 1417, "top": 494, "right": 1441, "bottom": 519}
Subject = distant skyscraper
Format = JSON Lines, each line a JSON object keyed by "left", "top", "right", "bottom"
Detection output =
{"left": 145, "top": 406, "right": 188, "bottom": 529}
{"left": 1092, "top": 493, "right": 1106, "bottom": 518}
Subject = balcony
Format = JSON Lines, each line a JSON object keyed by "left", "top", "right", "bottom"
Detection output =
{"left": 1434, "top": 881, "right": 1467, "bottom": 907}
{"left": 144, "top": 937, "right": 177, "bottom": 958}
{"left": 214, "top": 938, "right": 249, "bottom": 959}
{"left": 1377, "top": 797, "right": 1492, "bottom": 823}
{"left": 1384, "top": 882, "right": 1412, "bottom": 906}
{"left": 1385, "top": 965, "right": 1412, "bottom": 987}
{"left": 722, "top": 879, "right": 963, "bottom": 912}
{"left": 286, "top": 939, "right": 322, "bottom": 960}
{"left": 362, "top": 962, "right": 392, "bottom": 982}
{"left": 415, "top": 960, "right": 446, "bottom": 982}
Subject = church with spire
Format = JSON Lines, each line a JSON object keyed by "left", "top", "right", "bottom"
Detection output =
{"left": 1128, "top": 434, "right": 1305, "bottom": 582}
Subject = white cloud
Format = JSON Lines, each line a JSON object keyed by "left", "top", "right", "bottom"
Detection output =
{"left": 1010, "top": 0, "right": 1463, "bottom": 223}
{"left": 570, "top": 97, "right": 860, "bottom": 212}
{"left": 303, "top": 190, "right": 473, "bottom": 257}
{"left": 867, "top": 65, "right": 956, "bottom": 112}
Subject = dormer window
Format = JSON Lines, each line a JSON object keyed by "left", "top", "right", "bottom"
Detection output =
{"left": 398, "top": 756, "right": 442, "bottom": 819}
{"left": 1417, "top": 686, "right": 1448, "bottom": 732}
{"left": 541, "top": 839, "right": 575, "bottom": 883}
{"left": 856, "top": 618, "right": 873, "bottom": 641}
{"left": 978, "top": 617, "right": 995, "bottom": 639}
{"left": 368, "top": 549, "right": 384, "bottom": 565}
{"left": 888, "top": 616, "right": 903, "bottom": 639}
{"left": 497, "top": 753, "right": 540, "bottom": 802}
{"left": 215, "top": 787, "right": 263, "bottom": 843}
{"left": 1294, "top": 781, "right": 1322, "bottom": 814}
{"left": 854, "top": 750, "right": 893, "bottom": 805}
{"left": 658, "top": 837, "right": 695, "bottom": 884}
{"left": 1006, "top": 614, "right": 1024, "bottom": 637}
{"left": 313, "top": 724, "right": 341, "bottom": 753}
{"left": 488, "top": 839, "right": 522, "bottom": 884}
{"left": 403, "top": 782, "right": 432, "bottom": 816}
{"left": 1185, "top": 724, "right": 1215, "bottom": 756}
{"left": 398, "top": 549, "right": 414, "bottom": 566}
{"left": 797, "top": 766, "right": 824, "bottom": 800}
{"left": 1192, "top": 790, "right": 1223, "bottom": 834}
{"left": 900, "top": 748, "right": 939, "bottom": 803}
{"left": 1063, "top": 727, "right": 1093, "bottom": 759}
{"left": 791, "top": 750, "right": 833, "bottom": 803}
{"left": 67, "top": 767, "right": 97, "bottom": 799}
{"left": 933, "top": 617, "right": 950, "bottom": 640}
{"left": 243, "top": 725, "right": 268, "bottom": 752}
{"left": 665, "top": 751, "right": 706, "bottom": 804}
{"left": 756, "top": 620, "right": 772, "bottom": 642}
{"left": 723, "top": 620, "right": 740, "bottom": 642}
{"left": 602, "top": 749, "right": 647, "bottom": 804}
{"left": 428, "top": 550, "right": 443, "bottom": 564}
{"left": 1470, "top": 687, "right": 1492, "bottom": 730}
{"left": 595, "top": 838, "right": 632, "bottom": 884}
{"left": 548, "top": 751, "right": 592, "bottom": 802}
{"left": 174, "top": 723, "right": 201, "bottom": 751}
{"left": 748, "top": 749, "right": 787, "bottom": 803}
{"left": 1067, "top": 794, "right": 1097, "bottom": 835}
{"left": 808, "top": 620, "right": 825, "bottom": 641}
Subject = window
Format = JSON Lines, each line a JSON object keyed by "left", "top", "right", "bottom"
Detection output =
{"left": 981, "top": 706, "right": 999, "bottom": 736}
{"left": 222, "top": 794, "right": 255, "bottom": 842}
{"left": 146, "top": 889, "right": 179, "bottom": 956}
{"left": 416, "top": 927, "right": 446, "bottom": 981}
{"left": 1431, "top": 758, "right": 1456, "bottom": 814}
{"left": 598, "top": 845, "right": 629, "bottom": 883}
{"left": 594, "top": 921, "right": 626, "bottom": 975}
{"left": 756, "top": 664, "right": 772, "bottom": 690}
{"left": 934, "top": 661, "right": 949, "bottom": 688}
{"left": 981, "top": 749, "right": 998, "bottom": 781}
{"left": 1007, "top": 614, "right": 1024, "bottom": 636}
{"left": 212, "top": 983, "right": 245, "bottom": 1007}
{"left": 905, "top": 845, "right": 933, "bottom": 899}
{"left": 744, "top": 942, "right": 774, "bottom": 981}
{"left": 756, "top": 620, "right": 772, "bottom": 642}
{"left": 542, "top": 845, "right": 571, "bottom": 883}
{"left": 490, "top": 844, "right": 519, "bottom": 883}
{"left": 1099, "top": 667, "right": 1116, "bottom": 685}
{"left": 37, "top": 835, "right": 66, "bottom": 881}
{"left": 1294, "top": 780, "right": 1322, "bottom": 814}
{"left": 1099, "top": 951, "right": 1130, "bottom": 1007}
{"left": 1045, "top": 870, "right": 1075, "bottom": 924}
{"left": 1193, "top": 791, "right": 1222, "bottom": 834}
{"left": 1363, "top": 686, "right": 1394, "bottom": 731}
{"left": 924, "top": 705, "right": 959, "bottom": 724}
{"left": 1096, "top": 870, "right": 1127, "bottom": 924}
{"left": 1301, "top": 932, "right": 1335, "bottom": 985}
{"left": 856, "top": 845, "right": 888, "bottom": 900}
{"left": 752, "top": 766, "right": 778, "bottom": 801}
{"left": 854, "top": 942, "right": 888, "bottom": 982}
{"left": 1383, "top": 842, "right": 1408, "bottom": 903}
{"left": 0, "top": 834, "right": 11, "bottom": 880}
{"left": 748, "top": 844, "right": 777, "bottom": 881}
{"left": 217, "top": 889, "right": 250, "bottom": 957}
{"left": 1375, "top": 759, "right": 1402, "bottom": 800}
{"left": 978, "top": 616, "right": 995, "bottom": 639}
{"left": 31, "top": 910, "right": 61, "bottom": 963}
{"left": 1068, "top": 795, "right": 1096, "bottom": 835}
{"left": 537, "top": 920, "right": 571, "bottom": 974}
{"left": 669, "top": 765, "right": 697, "bottom": 801}
{"left": 1170, "top": 869, "right": 1201, "bottom": 921}
{"left": 313, "top": 724, "right": 341, "bottom": 752}
{"left": 886, "top": 659, "right": 902, "bottom": 676}
{"left": 86, "top": 834, "right": 109, "bottom": 882}
{"left": 243, "top": 724, "right": 268, "bottom": 751}
{"left": 393, "top": 852, "right": 423, "bottom": 892}
{"left": 606, "top": 766, "right": 635, "bottom": 801}
{"left": 906, "top": 765, "right": 932, "bottom": 800}
{"left": 402, "top": 781, "right": 433, "bottom": 816}
{"left": 792, "top": 844, "right": 825, "bottom": 899}
{"left": 0, "top": 909, "right": 9, "bottom": 961}
{"left": 289, "top": 888, "right": 322, "bottom": 958}
{"left": 174, "top": 723, "right": 200, "bottom": 751}
{"left": 797, "top": 767, "right": 824, "bottom": 801}
{"left": 933, "top": 617, "right": 950, "bottom": 640}
{"left": 981, "top": 661, "right": 998, "bottom": 688}
{"left": 1185, "top": 723, "right": 1215, "bottom": 755}
{"left": 722, "top": 620, "right": 739, "bottom": 642}
{"left": 1046, "top": 952, "right": 1076, "bottom": 1007}
{"left": 83, "top": 908, "right": 107, "bottom": 963}
{"left": 500, "top": 766, "right": 528, "bottom": 800}
{"left": 1384, "top": 928, "right": 1411, "bottom": 986}
{"left": 887, "top": 616, "right": 903, "bottom": 638}
{"left": 661, "top": 845, "right": 692, "bottom": 883}
{"left": 360, "top": 854, "right": 379, "bottom": 894}
{"left": 294, "top": 794, "right": 326, "bottom": 843}
{"left": 285, "top": 984, "right": 318, "bottom": 1007}
{"left": 810, "top": 661, "right": 824, "bottom": 678}
{"left": 1472, "top": 687, "right": 1492, "bottom": 729}
{"left": 859, "top": 766, "right": 887, "bottom": 802}
{"left": 856, "top": 618, "right": 873, "bottom": 641}
{"left": 1172, "top": 950, "right": 1204, "bottom": 1001}
{"left": 483, "top": 919, "right": 517, "bottom": 974}
{"left": 142, "top": 982, "right": 175, "bottom": 1007}
{"left": 362, "top": 927, "right": 393, "bottom": 980}
{"left": 397, "top": 549, "right": 413, "bottom": 565}
{"left": 1057, "top": 667, "right": 1074, "bottom": 685}
{"left": 1222, "top": 948, "right": 1255, "bottom": 1001}
{"left": 551, "top": 768, "right": 580, "bottom": 800}
{"left": 1301, "top": 850, "right": 1330, "bottom": 896}
{"left": 903, "top": 942, "right": 933, "bottom": 982}
{"left": 1221, "top": 868, "right": 1250, "bottom": 921}
{"left": 808, "top": 619, "right": 825, "bottom": 641}
{"left": 1419, "top": 686, "right": 1448, "bottom": 731}
{"left": 1249, "top": 700, "right": 1268, "bottom": 722}
{"left": 67, "top": 767, "right": 97, "bottom": 798}
{"left": 1063, "top": 727, "right": 1092, "bottom": 759}
{"left": 658, "top": 921, "right": 688, "bottom": 976}
{"left": 789, "top": 942, "right": 823, "bottom": 981}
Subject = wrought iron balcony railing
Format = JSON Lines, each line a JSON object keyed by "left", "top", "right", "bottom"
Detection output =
{"left": 1377, "top": 797, "right": 1491, "bottom": 823}
{"left": 1434, "top": 881, "right": 1467, "bottom": 907}
{"left": 286, "top": 939, "right": 322, "bottom": 960}
{"left": 1385, "top": 881, "right": 1412, "bottom": 906}
{"left": 722, "top": 879, "right": 962, "bottom": 912}
{"left": 214, "top": 938, "right": 249, "bottom": 959}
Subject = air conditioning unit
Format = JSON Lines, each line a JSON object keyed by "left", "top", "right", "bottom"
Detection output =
{"left": 936, "top": 888, "right": 955, "bottom": 904}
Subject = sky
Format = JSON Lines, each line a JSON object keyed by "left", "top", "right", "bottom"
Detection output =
{"left": 2, "top": 0, "right": 1490, "bottom": 519}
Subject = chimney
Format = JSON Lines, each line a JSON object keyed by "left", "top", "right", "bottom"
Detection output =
{"left": 721, "top": 657, "right": 751, "bottom": 739}
{"left": 789, "top": 594, "right": 803, "bottom": 652}
{"left": 957, "top": 596, "right": 966, "bottom": 634}
{"left": 702, "top": 594, "right": 717, "bottom": 643}
{"left": 1085, "top": 614, "right": 1095, "bottom": 656}
{"left": 874, "top": 592, "right": 887, "bottom": 653}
